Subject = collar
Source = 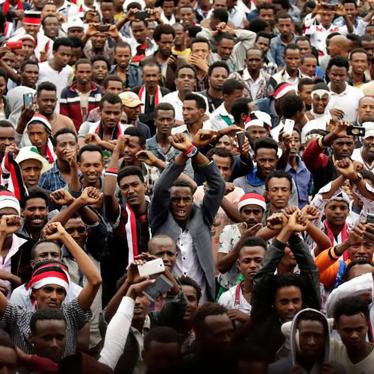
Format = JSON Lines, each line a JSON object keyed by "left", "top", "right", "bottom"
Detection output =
{"left": 51, "top": 161, "right": 60, "bottom": 174}
{"left": 328, "top": 82, "right": 348, "bottom": 96}
{"left": 69, "top": 81, "right": 98, "bottom": 92}
{"left": 242, "top": 68, "right": 266, "bottom": 82}
{"left": 216, "top": 102, "right": 231, "bottom": 116}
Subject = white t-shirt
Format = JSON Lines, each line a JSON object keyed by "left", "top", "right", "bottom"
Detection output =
{"left": 330, "top": 339, "right": 374, "bottom": 374}
{"left": 218, "top": 283, "right": 252, "bottom": 314}
{"left": 37, "top": 61, "right": 73, "bottom": 99}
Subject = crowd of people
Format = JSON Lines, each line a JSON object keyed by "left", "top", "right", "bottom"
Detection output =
{"left": 0, "top": 0, "right": 374, "bottom": 373}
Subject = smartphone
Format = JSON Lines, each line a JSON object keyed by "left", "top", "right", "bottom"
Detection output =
{"left": 237, "top": 131, "right": 245, "bottom": 148}
{"left": 135, "top": 11, "right": 149, "bottom": 20}
{"left": 137, "top": 258, "right": 165, "bottom": 277}
{"left": 283, "top": 119, "right": 295, "bottom": 136}
{"left": 367, "top": 213, "right": 374, "bottom": 224}
{"left": 98, "top": 24, "right": 110, "bottom": 32}
{"left": 143, "top": 274, "right": 173, "bottom": 302}
{"left": 347, "top": 126, "right": 365, "bottom": 137}
{"left": 6, "top": 40, "right": 22, "bottom": 50}
{"left": 23, "top": 93, "right": 34, "bottom": 107}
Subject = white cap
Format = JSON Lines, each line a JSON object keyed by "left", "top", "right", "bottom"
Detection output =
{"left": 362, "top": 122, "right": 374, "bottom": 139}
{"left": 62, "top": 16, "right": 85, "bottom": 33}
{"left": 15, "top": 146, "right": 51, "bottom": 173}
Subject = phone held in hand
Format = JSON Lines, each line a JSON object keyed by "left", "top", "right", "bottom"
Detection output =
{"left": 237, "top": 131, "right": 245, "bottom": 148}
{"left": 367, "top": 213, "right": 374, "bottom": 224}
{"left": 23, "top": 93, "right": 34, "bottom": 107}
{"left": 143, "top": 274, "right": 173, "bottom": 302}
{"left": 283, "top": 119, "right": 295, "bottom": 136}
{"left": 137, "top": 258, "right": 165, "bottom": 277}
{"left": 347, "top": 126, "right": 365, "bottom": 137}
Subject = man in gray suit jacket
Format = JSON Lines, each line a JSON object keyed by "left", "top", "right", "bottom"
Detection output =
{"left": 149, "top": 132, "right": 225, "bottom": 301}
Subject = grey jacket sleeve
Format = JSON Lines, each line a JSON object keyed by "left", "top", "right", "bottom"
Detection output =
{"left": 199, "top": 162, "right": 225, "bottom": 227}
{"left": 149, "top": 161, "right": 185, "bottom": 232}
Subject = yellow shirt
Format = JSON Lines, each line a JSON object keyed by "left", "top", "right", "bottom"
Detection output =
{"left": 171, "top": 47, "right": 191, "bottom": 59}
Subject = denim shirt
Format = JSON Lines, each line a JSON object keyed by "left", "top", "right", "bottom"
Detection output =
{"left": 146, "top": 135, "right": 194, "bottom": 179}
{"left": 268, "top": 34, "right": 297, "bottom": 68}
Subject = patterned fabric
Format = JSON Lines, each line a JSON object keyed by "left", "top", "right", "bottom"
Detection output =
{"left": 38, "top": 161, "right": 66, "bottom": 192}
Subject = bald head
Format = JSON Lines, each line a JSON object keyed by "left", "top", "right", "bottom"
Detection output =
{"left": 328, "top": 35, "right": 350, "bottom": 57}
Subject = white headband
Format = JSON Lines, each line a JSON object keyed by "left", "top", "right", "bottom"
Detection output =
{"left": 0, "top": 197, "right": 20, "bottom": 215}
{"left": 238, "top": 197, "right": 266, "bottom": 211}
{"left": 312, "top": 89, "right": 330, "bottom": 98}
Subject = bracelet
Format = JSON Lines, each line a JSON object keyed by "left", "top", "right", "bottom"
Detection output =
{"left": 106, "top": 167, "right": 119, "bottom": 174}
{"left": 351, "top": 174, "right": 362, "bottom": 184}
{"left": 184, "top": 145, "right": 198, "bottom": 158}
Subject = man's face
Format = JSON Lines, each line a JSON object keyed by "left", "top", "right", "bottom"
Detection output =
{"left": 132, "top": 21, "right": 148, "bottom": 43}
{"left": 285, "top": 49, "right": 301, "bottom": 73}
{"left": 170, "top": 186, "right": 193, "bottom": 223}
{"left": 299, "top": 84, "right": 314, "bottom": 107}
{"left": 331, "top": 136, "right": 354, "bottom": 159}
{"left": 123, "top": 136, "right": 143, "bottom": 164}
{"left": 37, "top": 90, "right": 57, "bottom": 116}
{"left": 23, "top": 197, "right": 48, "bottom": 229}
{"left": 173, "top": 24, "right": 185, "bottom": 46}
{"left": 143, "top": 341, "right": 180, "bottom": 374}
{"left": 344, "top": 2, "right": 357, "bottom": 21}
{"left": 30, "top": 320, "right": 66, "bottom": 363}
{"left": 362, "top": 136, "right": 374, "bottom": 159}
{"left": 277, "top": 19, "right": 293, "bottom": 38}
{"left": 328, "top": 65, "right": 348, "bottom": 92}
{"left": 27, "top": 123, "right": 49, "bottom": 150}
{"left": 246, "top": 126, "right": 269, "bottom": 146}
{"left": 274, "top": 285, "right": 302, "bottom": 322}
{"left": 157, "top": 33, "right": 174, "bottom": 57}
{"left": 209, "top": 67, "right": 228, "bottom": 91}
{"left": 240, "top": 204, "right": 264, "bottom": 227}
{"left": 183, "top": 99, "right": 203, "bottom": 126}
{"left": 212, "top": 154, "right": 232, "bottom": 181}
{"left": 246, "top": 49, "right": 263, "bottom": 73}
{"left": 0, "top": 126, "right": 15, "bottom": 153}
{"left": 114, "top": 46, "right": 131, "bottom": 69}
{"left": 362, "top": 39, "right": 374, "bottom": 55}
{"left": 20, "top": 159, "right": 43, "bottom": 188}
{"left": 238, "top": 246, "right": 265, "bottom": 282}
{"left": 298, "top": 320, "right": 325, "bottom": 361}
{"left": 320, "top": 10, "right": 334, "bottom": 28}
{"left": 266, "top": 177, "right": 291, "bottom": 210}
{"left": 224, "top": 89, "right": 243, "bottom": 109}
{"left": 64, "top": 217, "right": 87, "bottom": 248}
{"left": 324, "top": 201, "right": 349, "bottom": 227}
{"left": 2, "top": 51, "right": 15, "bottom": 69}
{"left": 134, "top": 295, "right": 151, "bottom": 320}
{"left": 162, "top": 0, "right": 175, "bottom": 16}
{"left": 54, "top": 133, "right": 78, "bottom": 161}
{"left": 155, "top": 109, "right": 174, "bottom": 135}
{"left": 32, "top": 242, "right": 61, "bottom": 264}
{"left": 285, "top": 130, "right": 301, "bottom": 156}
{"left": 32, "top": 285, "right": 66, "bottom": 309}
{"left": 149, "top": 238, "right": 177, "bottom": 271}
{"left": 175, "top": 67, "right": 195, "bottom": 93}
{"left": 92, "top": 60, "right": 108, "bottom": 82}
{"left": 213, "top": 0, "right": 227, "bottom": 9}
{"left": 296, "top": 40, "right": 311, "bottom": 57}
{"left": 217, "top": 38, "right": 234, "bottom": 60}
{"left": 78, "top": 151, "right": 104, "bottom": 186}
{"left": 143, "top": 65, "right": 160, "bottom": 90}
{"left": 216, "top": 135, "right": 233, "bottom": 151}
{"left": 191, "top": 42, "right": 210, "bottom": 61}
{"left": 312, "top": 93, "right": 329, "bottom": 115}
{"left": 69, "top": 47, "right": 82, "bottom": 66}
{"left": 124, "top": 104, "right": 141, "bottom": 122}
{"left": 43, "top": 16, "right": 59, "bottom": 39}
{"left": 24, "top": 23, "right": 40, "bottom": 37}
{"left": 198, "top": 314, "right": 234, "bottom": 352}
{"left": 300, "top": 57, "right": 317, "bottom": 77}
{"left": 100, "top": 101, "right": 122, "bottom": 128}
{"left": 182, "top": 284, "right": 199, "bottom": 321}
{"left": 105, "top": 80, "right": 123, "bottom": 95}
{"left": 254, "top": 148, "right": 277, "bottom": 178}
{"left": 119, "top": 174, "right": 147, "bottom": 207}
{"left": 75, "top": 63, "right": 92, "bottom": 86}
{"left": 350, "top": 52, "right": 368, "bottom": 76}
{"left": 255, "top": 36, "right": 270, "bottom": 54}
{"left": 91, "top": 32, "right": 106, "bottom": 49}
{"left": 53, "top": 45, "right": 71, "bottom": 68}
{"left": 22, "top": 39, "right": 35, "bottom": 59}
{"left": 336, "top": 314, "right": 368, "bottom": 353}
{"left": 67, "top": 27, "right": 84, "bottom": 39}
{"left": 42, "top": 4, "right": 56, "bottom": 18}
{"left": 358, "top": 97, "right": 374, "bottom": 123}
{"left": 179, "top": 7, "right": 195, "bottom": 26}
{"left": 348, "top": 237, "right": 374, "bottom": 262}
{"left": 259, "top": 8, "right": 274, "bottom": 23}
{"left": 100, "top": 2, "right": 114, "bottom": 23}
{"left": 21, "top": 63, "right": 39, "bottom": 87}
{"left": 0, "top": 76, "right": 6, "bottom": 97}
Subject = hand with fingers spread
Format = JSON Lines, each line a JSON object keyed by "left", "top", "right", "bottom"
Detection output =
{"left": 218, "top": 125, "right": 243, "bottom": 137}
{"left": 126, "top": 278, "right": 156, "bottom": 300}
{"left": 50, "top": 189, "right": 75, "bottom": 206}
{"left": 80, "top": 187, "right": 103, "bottom": 205}
{"left": 239, "top": 222, "right": 262, "bottom": 238}
{"left": 0, "top": 215, "right": 21, "bottom": 235}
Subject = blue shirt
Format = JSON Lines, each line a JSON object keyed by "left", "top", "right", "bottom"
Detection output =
{"left": 285, "top": 157, "right": 312, "bottom": 208}
{"left": 38, "top": 161, "right": 66, "bottom": 192}
{"left": 268, "top": 34, "right": 297, "bottom": 68}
